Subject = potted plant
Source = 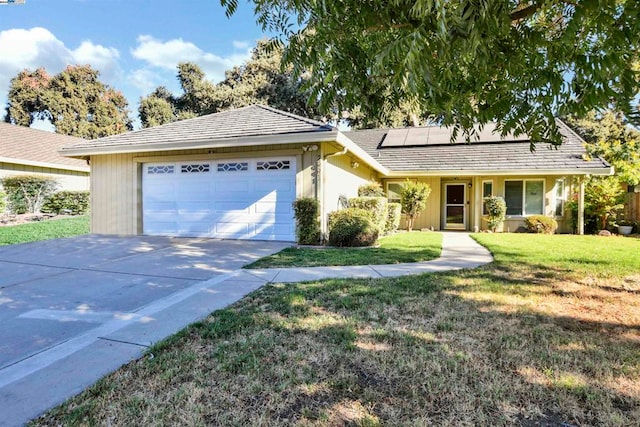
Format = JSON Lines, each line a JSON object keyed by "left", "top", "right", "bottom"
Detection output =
{"left": 617, "top": 219, "right": 634, "bottom": 235}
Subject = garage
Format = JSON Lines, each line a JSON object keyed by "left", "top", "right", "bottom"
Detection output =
{"left": 142, "top": 157, "right": 296, "bottom": 241}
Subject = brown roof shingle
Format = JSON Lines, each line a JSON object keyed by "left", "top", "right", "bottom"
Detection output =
{"left": 62, "top": 105, "right": 335, "bottom": 153}
{"left": 0, "top": 123, "right": 88, "bottom": 170}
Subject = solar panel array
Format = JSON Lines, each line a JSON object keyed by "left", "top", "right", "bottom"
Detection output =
{"left": 380, "top": 123, "right": 530, "bottom": 148}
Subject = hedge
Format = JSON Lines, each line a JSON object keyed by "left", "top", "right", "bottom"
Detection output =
{"left": 42, "top": 191, "right": 90, "bottom": 215}
{"left": 357, "top": 182, "right": 385, "bottom": 197}
{"left": 348, "top": 196, "right": 387, "bottom": 234}
{"left": 0, "top": 175, "right": 58, "bottom": 214}
{"left": 385, "top": 202, "right": 402, "bottom": 233}
{"left": 328, "top": 208, "right": 379, "bottom": 247}
{"left": 524, "top": 215, "right": 558, "bottom": 234}
{"left": 292, "top": 198, "right": 320, "bottom": 244}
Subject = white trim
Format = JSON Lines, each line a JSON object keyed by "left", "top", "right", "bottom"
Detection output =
{"left": 0, "top": 156, "right": 89, "bottom": 173}
{"left": 481, "top": 179, "right": 493, "bottom": 216}
{"left": 60, "top": 132, "right": 341, "bottom": 157}
{"left": 443, "top": 182, "right": 469, "bottom": 230}
{"left": 504, "top": 178, "right": 546, "bottom": 217}
{"left": 386, "top": 168, "right": 612, "bottom": 177}
{"left": 553, "top": 178, "right": 566, "bottom": 217}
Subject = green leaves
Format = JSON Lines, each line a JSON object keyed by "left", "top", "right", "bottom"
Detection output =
{"left": 223, "top": 0, "right": 640, "bottom": 143}
{"left": 5, "top": 65, "right": 132, "bottom": 138}
{"left": 138, "top": 40, "right": 322, "bottom": 127}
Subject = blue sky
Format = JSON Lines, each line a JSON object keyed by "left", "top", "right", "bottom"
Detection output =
{"left": 0, "top": 0, "right": 266, "bottom": 127}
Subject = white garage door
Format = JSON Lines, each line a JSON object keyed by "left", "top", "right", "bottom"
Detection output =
{"left": 142, "top": 157, "right": 296, "bottom": 241}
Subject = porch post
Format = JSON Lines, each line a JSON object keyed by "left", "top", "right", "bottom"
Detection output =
{"left": 473, "top": 177, "right": 481, "bottom": 232}
{"left": 577, "top": 176, "right": 585, "bottom": 235}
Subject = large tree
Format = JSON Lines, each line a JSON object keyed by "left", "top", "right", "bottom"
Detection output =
{"left": 5, "top": 65, "right": 132, "bottom": 138}
{"left": 222, "top": 0, "right": 640, "bottom": 144}
{"left": 566, "top": 110, "right": 640, "bottom": 185}
{"left": 139, "top": 40, "right": 322, "bottom": 128}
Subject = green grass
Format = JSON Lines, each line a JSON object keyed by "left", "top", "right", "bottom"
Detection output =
{"left": 32, "top": 233, "right": 640, "bottom": 426}
{"left": 0, "top": 215, "right": 90, "bottom": 245}
{"left": 472, "top": 232, "right": 640, "bottom": 278}
{"left": 245, "top": 231, "right": 443, "bottom": 268}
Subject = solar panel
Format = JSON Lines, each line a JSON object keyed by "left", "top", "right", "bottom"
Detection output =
{"left": 382, "top": 129, "right": 410, "bottom": 147}
{"left": 379, "top": 123, "right": 530, "bottom": 148}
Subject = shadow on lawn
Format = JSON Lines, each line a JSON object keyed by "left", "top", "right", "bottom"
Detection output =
{"left": 252, "top": 265, "right": 640, "bottom": 426}
{"left": 38, "top": 260, "right": 640, "bottom": 427}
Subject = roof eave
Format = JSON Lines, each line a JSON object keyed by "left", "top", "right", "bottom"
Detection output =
{"left": 0, "top": 156, "right": 90, "bottom": 173}
{"left": 335, "top": 132, "right": 390, "bottom": 175}
{"left": 59, "top": 131, "right": 341, "bottom": 158}
{"left": 384, "top": 167, "right": 613, "bottom": 177}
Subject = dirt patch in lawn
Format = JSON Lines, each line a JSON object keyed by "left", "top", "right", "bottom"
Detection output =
{"left": 0, "top": 213, "right": 69, "bottom": 227}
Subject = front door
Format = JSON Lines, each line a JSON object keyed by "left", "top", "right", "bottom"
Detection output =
{"left": 444, "top": 183, "right": 467, "bottom": 230}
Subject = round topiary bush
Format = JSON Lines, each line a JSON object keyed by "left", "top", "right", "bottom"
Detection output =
{"left": 328, "top": 208, "right": 379, "bottom": 247}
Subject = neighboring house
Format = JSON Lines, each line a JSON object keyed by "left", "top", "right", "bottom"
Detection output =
{"left": 60, "top": 105, "right": 611, "bottom": 240}
{"left": 0, "top": 122, "right": 90, "bottom": 192}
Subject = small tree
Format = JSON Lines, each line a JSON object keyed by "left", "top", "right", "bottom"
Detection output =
{"left": 484, "top": 196, "right": 507, "bottom": 232}
{"left": 399, "top": 180, "right": 431, "bottom": 231}
{"left": 585, "top": 176, "right": 625, "bottom": 231}
{"left": 0, "top": 175, "right": 58, "bottom": 214}
{"left": 0, "top": 191, "right": 5, "bottom": 214}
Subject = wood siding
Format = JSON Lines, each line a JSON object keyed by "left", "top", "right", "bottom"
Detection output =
{"left": 0, "top": 163, "right": 89, "bottom": 191}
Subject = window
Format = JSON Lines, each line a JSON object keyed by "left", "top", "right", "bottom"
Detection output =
{"left": 217, "top": 162, "right": 248, "bottom": 172}
{"left": 181, "top": 164, "right": 210, "bottom": 173}
{"left": 386, "top": 182, "right": 405, "bottom": 203}
{"left": 554, "top": 178, "right": 566, "bottom": 216}
{"left": 482, "top": 180, "right": 493, "bottom": 215}
{"left": 257, "top": 160, "right": 290, "bottom": 171}
{"left": 504, "top": 179, "right": 544, "bottom": 216}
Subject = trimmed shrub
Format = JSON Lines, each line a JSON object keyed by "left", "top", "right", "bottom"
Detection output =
{"left": 292, "top": 198, "right": 320, "bottom": 244}
{"left": 42, "top": 191, "right": 90, "bottom": 215}
{"left": 524, "top": 215, "right": 558, "bottom": 234}
{"left": 357, "top": 182, "right": 385, "bottom": 197}
{"left": 0, "top": 175, "right": 58, "bottom": 214}
{"left": 485, "top": 196, "right": 507, "bottom": 232}
{"left": 385, "top": 202, "right": 401, "bottom": 233}
{"left": 0, "top": 191, "right": 5, "bottom": 214}
{"left": 348, "top": 196, "right": 387, "bottom": 234}
{"left": 328, "top": 208, "right": 379, "bottom": 247}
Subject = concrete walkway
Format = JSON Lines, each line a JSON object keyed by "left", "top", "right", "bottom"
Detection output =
{"left": 0, "top": 232, "right": 491, "bottom": 427}
{"left": 246, "top": 232, "right": 493, "bottom": 283}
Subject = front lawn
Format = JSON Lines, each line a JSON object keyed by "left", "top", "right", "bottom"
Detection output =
{"left": 245, "top": 231, "right": 442, "bottom": 268}
{"left": 33, "top": 234, "right": 640, "bottom": 426}
{"left": 0, "top": 215, "right": 90, "bottom": 246}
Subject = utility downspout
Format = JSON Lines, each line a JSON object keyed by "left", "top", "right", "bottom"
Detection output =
{"left": 321, "top": 147, "right": 349, "bottom": 238}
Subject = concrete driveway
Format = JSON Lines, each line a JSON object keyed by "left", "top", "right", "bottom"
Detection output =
{"left": 0, "top": 235, "right": 289, "bottom": 426}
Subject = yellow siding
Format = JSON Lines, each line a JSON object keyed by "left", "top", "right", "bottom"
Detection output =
{"left": 90, "top": 144, "right": 318, "bottom": 235}
{"left": 0, "top": 163, "right": 89, "bottom": 191}
{"left": 478, "top": 175, "right": 573, "bottom": 233}
{"left": 321, "top": 143, "right": 380, "bottom": 232}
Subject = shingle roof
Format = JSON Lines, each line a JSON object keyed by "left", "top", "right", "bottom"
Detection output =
{"left": 346, "top": 120, "right": 610, "bottom": 173}
{"left": 0, "top": 123, "right": 89, "bottom": 170}
{"left": 62, "top": 105, "right": 335, "bottom": 153}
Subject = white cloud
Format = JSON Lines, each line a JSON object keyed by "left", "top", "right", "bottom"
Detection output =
{"left": 71, "top": 41, "right": 121, "bottom": 81}
{"left": 131, "top": 35, "right": 251, "bottom": 83}
{"left": 128, "top": 68, "right": 164, "bottom": 94}
{"left": 232, "top": 40, "right": 250, "bottom": 50}
{"left": 0, "top": 27, "right": 122, "bottom": 112}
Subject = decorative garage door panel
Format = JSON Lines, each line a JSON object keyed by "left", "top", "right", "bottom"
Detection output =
{"left": 142, "top": 158, "right": 296, "bottom": 241}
